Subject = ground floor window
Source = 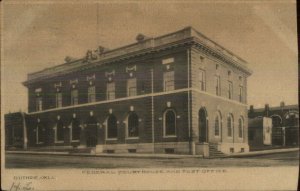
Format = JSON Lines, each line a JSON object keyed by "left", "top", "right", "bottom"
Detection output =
{"left": 227, "top": 114, "right": 233, "bottom": 137}
{"left": 215, "top": 112, "right": 221, "bottom": 136}
{"left": 71, "top": 119, "right": 81, "bottom": 141}
{"left": 238, "top": 117, "right": 244, "bottom": 138}
{"left": 56, "top": 120, "right": 64, "bottom": 142}
{"left": 164, "top": 109, "right": 176, "bottom": 136}
{"left": 127, "top": 112, "right": 139, "bottom": 138}
{"left": 36, "top": 125, "right": 45, "bottom": 144}
{"left": 107, "top": 114, "right": 117, "bottom": 139}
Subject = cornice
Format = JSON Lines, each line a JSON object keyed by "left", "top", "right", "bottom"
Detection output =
{"left": 23, "top": 27, "right": 252, "bottom": 85}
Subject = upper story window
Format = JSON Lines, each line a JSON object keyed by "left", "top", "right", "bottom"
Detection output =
{"left": 199, "top": 69, "right": 206, "bottom": 91}
{"left": 164, "top": 71, "right": 175, "bottom": 91}
{"left": 36, "top": 97, "right": 42, "bottom": 111}
{"left": 107, "top": 82, "right": 115, "bottom": 100}
{"left": 71, "top": 89, "right": 78, "bottom": 105}
{"left": 239, "top": 76, "right": 243, "bottom": 102}
{"left": 56, "top": 91, "right": 62, "bottom": 108}
{"left": 227, "top": 114, "right": 233, "bottom": 137}
{"left": 228, "top": 81, "right": 233, "bottom": 99}
{"left": 88, "top": 86, "right": 96, "bottom": 103}
{"left": 164, "top": 109, "right": 176, "bottom": 137}
{"left": 127, "top": 78, "right": 137, "bottom": 97}
{"left": 215, "top": 75, "right": 221, "bottom": 96}
{"left": 35, "top": 88, "right": 42, "bottom": 111}
{"left": 239, "top": 86, "right": 243, "bottom": 102}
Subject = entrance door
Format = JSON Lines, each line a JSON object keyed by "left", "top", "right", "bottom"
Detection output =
{"left": 86, "top": 118, "right": 98, "bottom": 147}
{"left": 199, "top": 108, "right": 208, "bottom": 142}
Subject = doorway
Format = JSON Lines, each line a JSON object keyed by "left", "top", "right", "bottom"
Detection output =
{"left": 199, "top": 108, "right": 208, "bottom": 142}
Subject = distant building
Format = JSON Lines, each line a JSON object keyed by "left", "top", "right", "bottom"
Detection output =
{"left": 5, "top": 27, "right": 252, "bottom": 156}
{"left": 248, "top": 117, "right": 272, "bottom": 150}
{"left": 4, "top": 112, "right": 27, "bottom": 149}
{"left": 248, "top": 102, "right": 299, "bottom": 146}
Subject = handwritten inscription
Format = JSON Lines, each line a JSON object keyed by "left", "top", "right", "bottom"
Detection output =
{"left": 9, "top": 182, "right": 34, "bottom": 191}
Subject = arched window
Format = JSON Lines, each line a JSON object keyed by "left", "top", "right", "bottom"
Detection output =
{"left": 238, "top": 117, "right": 244, "bottom": 138}
{"left": 271, "top": 115, "right": 282, "bottom": 127}
{"left": 215, "top": 112, "right": 222, "bottom": 136}
{"left": 71, "top": 119, "right": 81, "bottom": 141}
{"left": 127, "top": 112, "right": 139, "bottom": 137}
{"left": 227, "top": 114, "right": 233, "bottom": 137}
{"left": 107, "top": 114, "right": 117, "bottom": 139}
{"left": 164, "top": 109, "right": 176, "bottom": 136}
{"left": 56, "top": 120, "right": 64, "bottom": 142}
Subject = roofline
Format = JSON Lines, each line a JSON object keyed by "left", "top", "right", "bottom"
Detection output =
{"left": 24, "top": 26, "right": 252, "bottom": 86}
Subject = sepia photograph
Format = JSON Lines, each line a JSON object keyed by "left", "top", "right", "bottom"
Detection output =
{"left": 1, "top": 0, "right": 298, "bottom": 190}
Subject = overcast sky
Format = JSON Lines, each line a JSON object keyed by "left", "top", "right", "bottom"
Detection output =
{"left": 1, "top": 0, "right": 298, "bottom": 114}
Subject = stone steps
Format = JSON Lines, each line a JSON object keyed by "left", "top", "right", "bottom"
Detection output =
{"left": 209, "top": 144, "right": 227, "bottom": 158}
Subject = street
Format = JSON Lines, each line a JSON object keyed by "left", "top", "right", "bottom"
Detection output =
{"left": 5, "top": 151, "right": 299, "bottom": 168}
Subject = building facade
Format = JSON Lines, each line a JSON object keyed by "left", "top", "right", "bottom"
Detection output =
{"left": 20, "top": 27, "right": 252, "bottom": 156}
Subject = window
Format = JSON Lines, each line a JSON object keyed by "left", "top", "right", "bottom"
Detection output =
{"left": 127, "top": 112, "right": 139, "bottom": 137}
{"left": 227, "top": 114, "right": 233, "bottom": 137}
{"left": 107, "top": 82, "right": 115, "bottom": 100}
{"left": 36, "top": 124, "right": 45, "bottom": 144}
{"left": 88, "top": 86, "right": 96, "bottom": 103}
{"left": 56, "top": 120, "right": 64, "bottom": 142}
{"left": 107, "top": 114, "right": 117, "bottom": 139}
{"left": 215, "top": 75, "right": 221, "bottom": 96}
{"left": 71, "top": 89, "right": 78, "bottom": 105}
{"left": 239, "top": 86, "right": 243, "bottom": 102}
{"left": 127, "top": 78, "right": 137, "bottom": 97}
{"left": 228, "top": 81, "right": 233, "bottom": 99}
{"left": 56, "top": 92, "right": 62, "bottom": 108}
{"left": 164, "top": 71, "right": 174, "bottom": 91}
{"left": 36, "top": 97, "right": 42, "bottom": 111}
{"left": 238, "top": 117, "right": 244, "bottom": 138}
{"left": 215, "top": 113, "right": 221, "bottom": 136}
{"left": 164, "top": 109, "right": 176, "bottom": 136}
{"left": 71, "top": 119, "right": 80, "bottom": 141}
{"left": 199, "top": 70, "right": 206, "bottom": 91}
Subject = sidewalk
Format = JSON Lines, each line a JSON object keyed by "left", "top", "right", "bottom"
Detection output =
{"left": 5, "top": 150, "right": 202, "bottom": 159}
{"left": 224, "top": 147, "right": 299, "bottom": 158}
{"left": 6, "top": 147, "right": 298, "bottom": 159}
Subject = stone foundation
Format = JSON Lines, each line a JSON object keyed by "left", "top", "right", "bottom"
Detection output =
{"left": 217, "top": 142, "right": 249, "bottom": 154}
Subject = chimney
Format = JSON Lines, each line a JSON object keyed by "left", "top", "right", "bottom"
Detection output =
{"left": 249, "top": 105, "right": 254, "bottom": 118}
{"left": 264, "top": 104, "right": 270, "bottom": 117}
{"left": 136, "top": 33, "right": 150, "bottom": 42}
{"left": 280, "top": 101, "right": 285, "bottom": 108}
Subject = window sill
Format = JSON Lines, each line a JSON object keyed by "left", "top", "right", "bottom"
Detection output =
{"left": 106, "top": 138, "right": 117, "bottom": 141}
{"left": 55, "top": 141, "right": 64, "bottom": 143}
{"left": 36, "top": 142, "right": 43, "bottom": 145}
{"left": 126, "top": 137, "right": 139, "bottom": 140}
{"left": 163, "top": 135, "right": 177, "bottom": 138}
{"left": 71, "top": 140, "right": 80, "bottom": 142}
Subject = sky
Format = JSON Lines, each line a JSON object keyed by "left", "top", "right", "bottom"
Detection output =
{"left": 1, "top": 0, "right": 298, "bottom": 114}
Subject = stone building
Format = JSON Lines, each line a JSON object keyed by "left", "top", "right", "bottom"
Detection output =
{"left": 10, "top": 27, "right": 252, "bottom": 156}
